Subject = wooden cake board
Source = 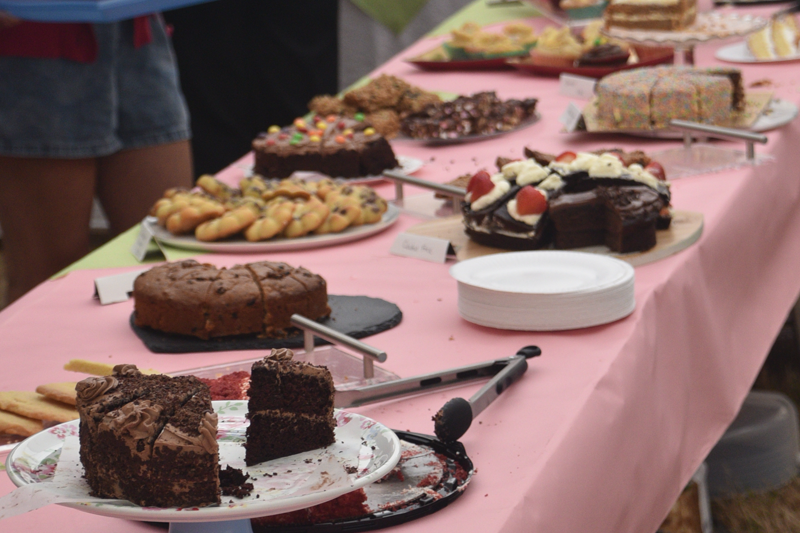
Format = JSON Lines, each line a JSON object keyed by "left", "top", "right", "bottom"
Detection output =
{"left": 406, "top": 210, "right": 704, "bottom": 267}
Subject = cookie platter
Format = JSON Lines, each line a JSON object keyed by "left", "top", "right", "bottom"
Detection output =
{"left": 145, "top": 203, "right": 400, "bottom": 254}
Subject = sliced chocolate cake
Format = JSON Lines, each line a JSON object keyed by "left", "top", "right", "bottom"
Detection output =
{"left": 76, "top": 365, "right": 220, "bottom": 508}
{"left": 133, "top": 260, "right": 331, "bottom": 340}
{"left": 245, "top": 349, "right": 336, "bottom": 466}
{"left": 461, "top": 149, "right": 671, "bottom": 253}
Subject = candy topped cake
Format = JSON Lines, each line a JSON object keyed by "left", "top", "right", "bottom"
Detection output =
{"left": 76, "top": 365, "right": 220, "bottom": 508}
{"left": 245, "top": 349, "right": 336, "bottom": 466}
{"left": 595, "top": 66, "right": 745, "bottom": 130}
{"left": 604, "top": 0, "right": 697, "bottom": 31}
{"left": 252, "top": 114, "right": 398, "bottom": 179}
{"left": 461, "top": 149, "right": 671, "bottom": 253}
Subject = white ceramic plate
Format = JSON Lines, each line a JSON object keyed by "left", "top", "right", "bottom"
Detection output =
{"left": 602, "top": 12, "right": 767, "bottom": 45}
{"left": 6, "top": 402, "right": 401, "bottom": 522}
{"left": 449, "top": 250, "right": 634, "bottom": 295}
{"left": 715, "top": 40, "right": 800, "bottom": 64}
{"left": 147, "top": 203, "right": 400, "bottom": 254}
{"left": 449, "top": 251, "right": 636, "bottom": 331}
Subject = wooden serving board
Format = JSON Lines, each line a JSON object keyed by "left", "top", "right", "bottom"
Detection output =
{"left": 406, "top": 210, "right": 703, "bottom": 267}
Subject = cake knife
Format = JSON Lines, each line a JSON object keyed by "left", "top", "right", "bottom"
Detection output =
{"left": 333, "top": 345, "right": 540, "bottom": 409}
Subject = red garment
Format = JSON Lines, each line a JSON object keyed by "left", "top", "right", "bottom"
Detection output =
{"left": 0, "top": 17, "right": 153, "bottom": 63}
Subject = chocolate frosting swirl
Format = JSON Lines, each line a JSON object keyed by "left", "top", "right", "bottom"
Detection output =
{"left": 113, "top": 364, "right": 141, "bottom": 377}
{"left": 76, "top": 375, "right": 119, "bottom": 402}
{"left": 108, "top": 402, "right": 161, "bottom": 440}
{"left": 158, "top": 412, "right": 218, "bottom": 454}
{"left": 269, "top": 348, "right": 294, "bottom": 362}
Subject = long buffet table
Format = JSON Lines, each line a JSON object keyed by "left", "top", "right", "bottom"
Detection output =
{"left": 3, "top": 2, "right": 800, "bottom": 532}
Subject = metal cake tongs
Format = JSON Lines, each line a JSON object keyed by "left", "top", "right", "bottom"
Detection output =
{"left": 290, "top": 313, "right": 541, "bottom": 409}
{"left": 334, "top": 345, "right": 541, "bottom": 409}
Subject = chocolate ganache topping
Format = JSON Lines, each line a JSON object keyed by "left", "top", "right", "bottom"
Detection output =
{"left": 76, "top": 375, "right": 119, "bottom": 402}
{"left": 107, "top": 401, "right": 162, "bottom": 440}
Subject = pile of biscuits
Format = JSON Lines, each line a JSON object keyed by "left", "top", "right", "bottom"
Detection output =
{"left": 0, "top": 360, "right": 158, "bottom": 439}
{"left": 307, "top": 74, "right": 441, "bottom": 139}
{"left": 150, "top": 175, "right": 389, "bottom": 242}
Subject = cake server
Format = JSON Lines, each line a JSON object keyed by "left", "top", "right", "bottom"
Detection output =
{"left": 433, "top": 352, "right": 530, "bottom": 443}
{"left": 334, "top": 345, "right": 541, "bottom": 409}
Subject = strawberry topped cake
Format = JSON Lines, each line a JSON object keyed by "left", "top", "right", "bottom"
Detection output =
{"left": 461, "top": 148, "right": 671, "bottom": 253}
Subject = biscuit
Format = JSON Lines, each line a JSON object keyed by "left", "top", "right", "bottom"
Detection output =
{"left": 195, "top": 204, "right": 259, "bottom": 242}
{"left": 197, "top": 174, "right": 240, "bottom": 202}
{"left": 63, "top": 359, "right": 160, "bottom": 376}
{"left": 0, "top": 410, "right": 43, "bottom": 437}
{"left": 244, "top": 199, "right": 296, "bottom": 241}
{"left": 283, "top": 197, "right": 330, "bottom": 238}
{"left": 0, "top": 391, "right": 78, "bottom": 423}
{"left": 35, "top": 382, "right": 78, "bottom": 406}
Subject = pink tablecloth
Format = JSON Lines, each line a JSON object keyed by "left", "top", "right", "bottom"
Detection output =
{"left": 3, "top": 10, "right": 800, "bottom": 533}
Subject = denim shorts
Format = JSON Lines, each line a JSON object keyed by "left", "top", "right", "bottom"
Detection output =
{"left": 0, "top": 17, "right": 190, "bottom": 158}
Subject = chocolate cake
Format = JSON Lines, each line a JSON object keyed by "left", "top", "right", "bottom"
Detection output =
{"left": 400, "top": 91, "right": 538, "bottom": 141}
{"left": 76, "top": 365, "right": 220, "bottom": 508}
{"left": 461, "top": 150, "right": 671, "bottom": 253}
{"left": 245, "top": 349, "right": 336, "bottom": 466}
{"left": 252, "top": 115, "right": 398, "bottom": 179}
{"left": 133, "top": 260, "right": 331, "bottom": 340}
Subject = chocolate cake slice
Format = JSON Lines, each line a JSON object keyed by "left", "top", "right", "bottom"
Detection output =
{"left": 76, "top": 365, "right": 220, "bottom": 508}
{"left": 245, "top": 349, "right": 336, "bottom": 466}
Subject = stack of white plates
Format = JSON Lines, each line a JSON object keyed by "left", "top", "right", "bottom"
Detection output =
{"left": 449, "top": 251, "right": 636, "bottom": 331}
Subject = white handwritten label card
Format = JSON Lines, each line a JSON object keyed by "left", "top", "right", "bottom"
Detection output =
{"left": 94, "top": 269, "right": 148, "bottom": 305}
{"left": 559, "top": 102, "right": 585, "bottom": 133}
{"left": 390, "top": 233, "right": 453, "bottom": 264}
{"left": 559, "top": 73, "right": 597, "bottom": 100}
{"left": 130, "top": 217, "right": 167, "bottom": 262}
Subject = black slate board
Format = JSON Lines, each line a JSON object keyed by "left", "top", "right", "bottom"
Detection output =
{"left": 130, "top": 295, "right": 402, "bottom": 354}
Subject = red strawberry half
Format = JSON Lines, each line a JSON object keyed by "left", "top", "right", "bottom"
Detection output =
{"left": 644, "top": 161, "right": 666, "bottom": 181}
{"left": 516, "top": 186, "right": 547, "bottom": 215}
{"left": 555, "top": 151, "right": 577, "bottom": 164}
{"left": 466, "top": 170, "right": 494, "bottom": 201}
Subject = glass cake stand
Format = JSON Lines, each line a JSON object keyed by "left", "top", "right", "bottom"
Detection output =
{"left": 602, "top": 11, "right": 768, "bottom": 65}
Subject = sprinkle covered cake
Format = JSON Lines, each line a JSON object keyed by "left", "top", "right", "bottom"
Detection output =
{"left": 76, "top": 365, "right": 220, "bottom": 508}
{"left": 461, "top": 149, "right": 671, "bottom": 253}
{"left": 133, "top": 260, "right": 331, "bottom": 340}
{"left": 245, "top": 349, "right": 336, "bottom": 466}
{"left": 595, "top": 66, "right": 745, "bottom": 130}
{"left": 252, "top": 115, "right": 398, "bottom": 179}
{"left": 604, "top": 0, "right": 697, "bottom": 31}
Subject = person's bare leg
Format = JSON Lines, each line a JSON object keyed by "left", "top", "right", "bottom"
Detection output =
{"left": 96, "top": 140, "right": 193, "bottom": 235}
{"left": 0, "top": 156, "right": 96, "bottom": 304}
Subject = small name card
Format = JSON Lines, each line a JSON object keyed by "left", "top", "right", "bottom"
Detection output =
{"left": 559, "top": 73, "right": 597, "bottom": 100}
{"left": 130, "top": 217, "right": 166, "bottom": 262}
{"left": 559, "top": 102, "right": 584, "bottom": 133}
{"left": 94, "top": 269, "right": 148, "bottom": 305}
{"left": 390, "top": 233, "right": 454, "bottom": 264}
